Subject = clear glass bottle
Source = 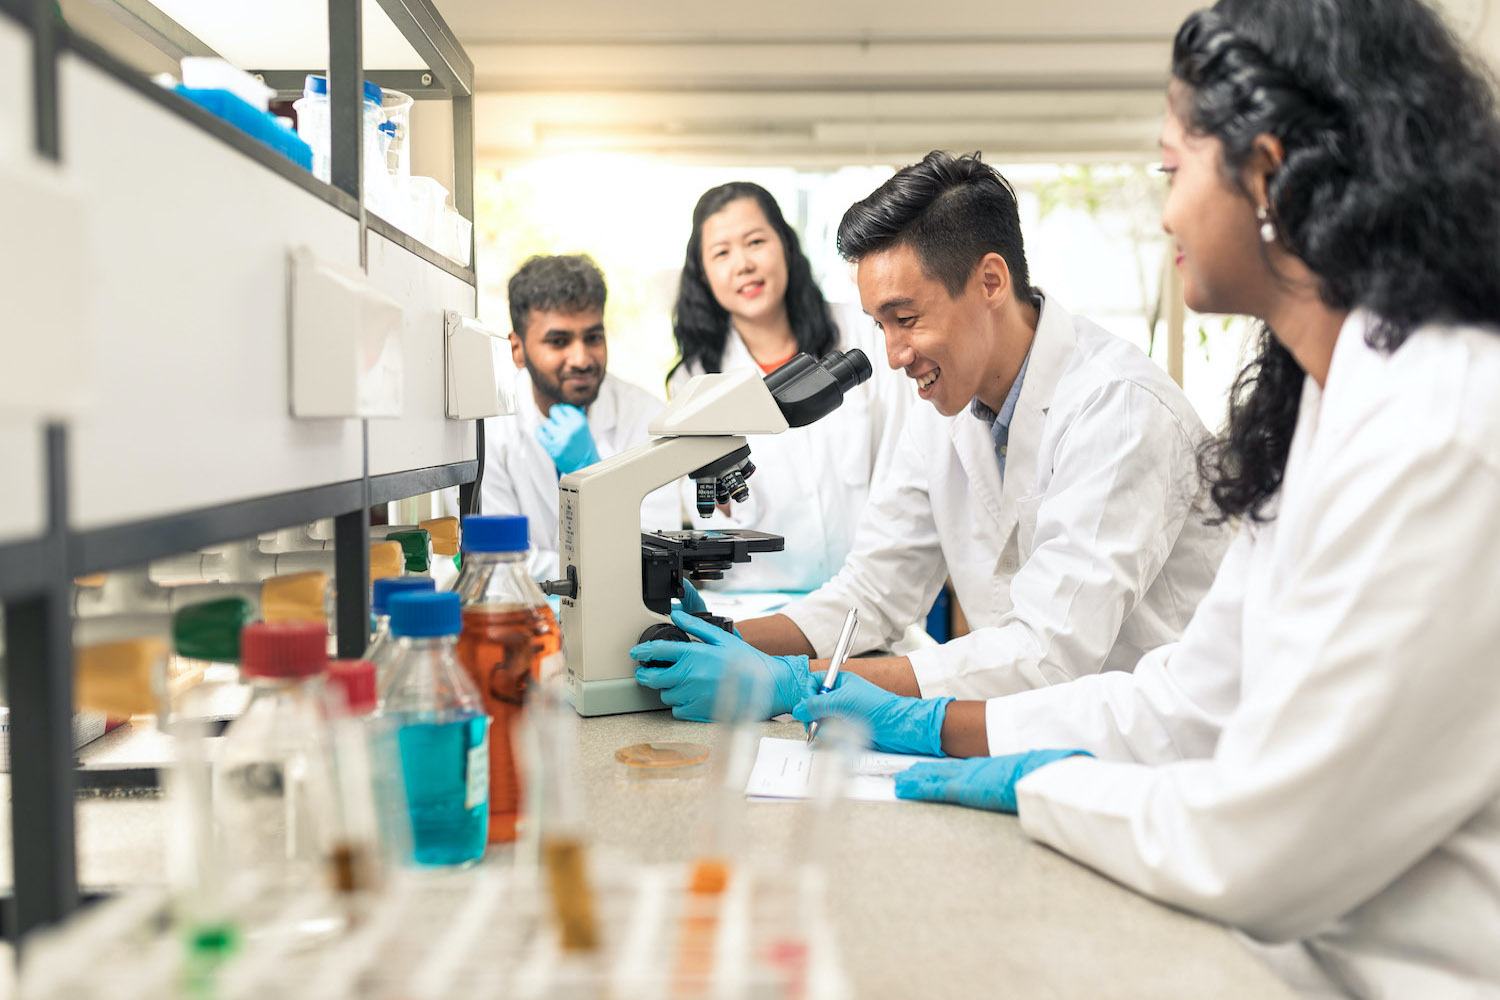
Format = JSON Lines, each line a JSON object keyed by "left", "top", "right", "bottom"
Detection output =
{"left": 453, "top": 514, "right": 562, "bottom": 844}
{"left": 367, "top": 575, "right": 435, "bottom": 695}
{"left": 379, "top": 590, "right": 490, "bottom": 868}
{"left": 213, "top": 621, "right": 340, "bottom": 941}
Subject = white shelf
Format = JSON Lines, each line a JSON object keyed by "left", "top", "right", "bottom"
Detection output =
{"left": 0, "top": 424, "right": 46, "bottom": 548}
{"left": 365, "top": 227, "right": 475, "bottom": 477}
{"left": 46, "top": 51, "right": 474, "bottom": 536}
{"left": 1, "top": 19, "right": 45, "bottom": 549}
{"left": 0, "top": 16, "right": 28, "bottom": 163}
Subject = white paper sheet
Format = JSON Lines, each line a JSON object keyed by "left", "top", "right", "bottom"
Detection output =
{"left": 744, "top": 736, "right": 942, "bottom": 803}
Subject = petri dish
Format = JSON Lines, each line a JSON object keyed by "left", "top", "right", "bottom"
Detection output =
{"left": 614, "top": 741, "right": 711, "bottom": 780}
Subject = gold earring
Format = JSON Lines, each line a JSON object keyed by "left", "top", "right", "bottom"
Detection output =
{"left": 1257, "top": 205, "right": 1276, "bottom": 244}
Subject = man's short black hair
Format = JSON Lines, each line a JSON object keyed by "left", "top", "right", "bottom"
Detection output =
{"left": 836, "top": 150, "right": 1031, "bottom": 300}
{"left": 507, "top": 254, "right": 608, "bottom": 335}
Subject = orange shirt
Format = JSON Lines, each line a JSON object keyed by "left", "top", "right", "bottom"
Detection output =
{"left": 757, "top": 352, "right": 797, "bottom": 374}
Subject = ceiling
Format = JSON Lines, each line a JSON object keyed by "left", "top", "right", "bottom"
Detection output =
{"left": 432, "top": 0, "right": 1208, "bottom": 167}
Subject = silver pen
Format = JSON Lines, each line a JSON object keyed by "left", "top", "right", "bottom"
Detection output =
{"left": 807, "top": 607, "right": 860, "bottom": 745}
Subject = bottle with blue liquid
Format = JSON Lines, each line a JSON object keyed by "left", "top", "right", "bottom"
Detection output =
{"left": 379, "top": 591, "right": 490, "bottom": 867}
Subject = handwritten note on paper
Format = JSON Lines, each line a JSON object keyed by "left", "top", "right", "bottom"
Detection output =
{"left": 744, "top": 736, "right": 942, "bottom": 803}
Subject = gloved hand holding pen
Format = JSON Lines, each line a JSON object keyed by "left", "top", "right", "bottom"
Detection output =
{"left": 791, "top": 672, "right": 953, "bottom": 758}
{"left": 535, "top": 403, "right": 601, "bottom": 475}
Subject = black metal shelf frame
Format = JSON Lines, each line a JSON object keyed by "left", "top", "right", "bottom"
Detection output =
{"left": 1, "top": 0, "right": 483, "bottom": 945}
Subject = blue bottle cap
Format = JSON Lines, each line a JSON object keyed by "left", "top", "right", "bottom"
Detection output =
{"left": 388, "top": 591, "right": 461, "bottom": 638}
{"left": 371, "top": 576, "right": 435, "bottom": 616}
{"left": 302, "top": 74, "right": 383, "bottom": 105}
{"left": 461, "top": 515, "right": 528, "bottom": 553}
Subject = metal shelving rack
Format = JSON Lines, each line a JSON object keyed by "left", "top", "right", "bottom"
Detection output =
{"left": 0, "top": 0, "right": 481, "bottom": 942}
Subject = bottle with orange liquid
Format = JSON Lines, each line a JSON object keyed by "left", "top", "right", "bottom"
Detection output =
{"left": 453, "top": 515, "right": 562, "bottom": 842}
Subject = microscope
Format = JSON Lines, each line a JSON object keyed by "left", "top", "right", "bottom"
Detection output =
{"left": 548, "top": 349, "right": 872, "bottom": 716}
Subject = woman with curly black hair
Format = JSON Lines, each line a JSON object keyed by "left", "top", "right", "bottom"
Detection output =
{"left": 668, "top": 182, "right": 911, "bottom": 595}
{"left": 787, "top": 0, "right": 1500, "bottom": 992}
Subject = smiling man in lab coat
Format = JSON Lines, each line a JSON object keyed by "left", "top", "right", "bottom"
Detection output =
{"left": 633, "top": 151, "right": 1231, "bottom": 717}
{"left": 480, "top": 254, "right": 679, "bottom": 580}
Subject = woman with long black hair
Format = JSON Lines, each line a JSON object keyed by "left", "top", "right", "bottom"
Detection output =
{"left": 668, "top": 182, "right": 911, "bottom": 596}
{"left": 786, "top": 0, "right": 1500, "bottom": 992}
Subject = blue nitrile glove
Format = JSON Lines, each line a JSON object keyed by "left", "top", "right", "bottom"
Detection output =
{"left": 791, "top": 673, "right": 953, "bottom": 758}
{"left": 674, "top": 577, "right": 708, "bottom": 614}
{"left": 893, "top": 750, "right": 1094, "bottom": 814}
{"left": 630, "top": 610, "right": 816, "bottom": 723}
{"left": 535, "top": 404, "right": 601, "bottom": 475}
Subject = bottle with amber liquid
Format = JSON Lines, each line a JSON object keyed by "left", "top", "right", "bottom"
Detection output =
{"left": 453, "top": 515, "right": 562, "bottom": 842}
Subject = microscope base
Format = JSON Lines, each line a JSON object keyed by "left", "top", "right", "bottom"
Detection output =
{"left": 568, "top": 675, "right": 667, "bottom": 717}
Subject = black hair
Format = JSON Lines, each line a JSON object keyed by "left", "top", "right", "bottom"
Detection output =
{"left": 669, "top": 182, "right": 839, "bottom": 383}
{"left": 1174, "top": 0, "right": 1500, "bottom": 521}
{"left": 507, "top": 253, "right": 607, "bottom": 337}
{"left": 835, "top": 150, "right": 1032, "bottom": 300}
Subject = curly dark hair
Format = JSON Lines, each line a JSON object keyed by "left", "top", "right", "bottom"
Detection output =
{"left": 669, "top": 182, "right": 839, "bottom": 385}
{"left": 1174, "top": 0, "right": 1500, "bottom": 521}
{"left": 836, "top": 150, "right": 1031, "bottom": 301}
{"left": 508, "top": 254, "right": 607, "bottom": 337}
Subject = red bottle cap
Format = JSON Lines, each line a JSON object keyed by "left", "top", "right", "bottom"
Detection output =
{"left": 239, "top": 621, "right": 327, "bottom": 680}
{"left": 327, "top": 658, "right": 377, "bottom": 714}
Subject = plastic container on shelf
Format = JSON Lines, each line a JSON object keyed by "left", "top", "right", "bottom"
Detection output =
{"left": 294, "top": 75, "right": 400, "bottom": 221}
{"left": 174, "top": 86, "right": 313, "bottom": 170}
{"left": 453, "top": 515, "right": 562, "bottom": 844}
{"left": 380, "top": 591, "right": 490, "bottom": 868}
{"left": 402, "top": 175, "right": 448, "bottom": 247}
{"left": 378, "top": 88, "right": 414, "bottom": 179}
{"left": 179, "top": 57, "right": 273, "bottom": 111}
{"left": 438, "top": 206, "right": 473, "bottom": 266}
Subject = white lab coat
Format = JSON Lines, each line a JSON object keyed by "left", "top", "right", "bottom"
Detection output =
{"left": 783, "top": 294, "right": 1231, "bottom": 696}
{"left": 480, "top": 370, "right": 681, "bottom": 580}
{"left": 991, "top": 312, "right": 1500, "bottom": 998}
{"left": 668, "top": 307, "right": 912, "bottom": 594}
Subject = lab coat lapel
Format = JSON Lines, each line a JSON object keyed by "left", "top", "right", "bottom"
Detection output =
{"left": 1001, "top": 292, "right": 1075, "bottom": 511}
{"left": 951, "top": 415, "right": 1007, "bottom": 526}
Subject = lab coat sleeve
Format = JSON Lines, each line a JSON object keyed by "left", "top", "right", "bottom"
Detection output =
{"left": 1013, "top": 436, "right": 1500, "bottom": 941}
{"left": 479, "top": 414, "right": 554, "bottom": 580}
{"left": 909, "top": 379, "right": 1208, "bottom": 698}
{"left": 781, "top": 416, "right": 948, "bottom": 656}
{"left": 982, "top": 526, "right": 1250, "bottom": 763}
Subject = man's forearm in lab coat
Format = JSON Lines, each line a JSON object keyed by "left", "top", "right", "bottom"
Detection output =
{"left": 737, "top": 616, "right": 924, "bottom": 696}
{"left": 736, "top": 613, "right": 816, "bottom": 656}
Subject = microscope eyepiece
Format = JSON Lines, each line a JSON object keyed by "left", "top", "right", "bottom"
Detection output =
{"left": 819, "top": 349, "right": 873, "bottom": 394}
{"left": 765, "top": 348, "right": 874, "bottom": 428}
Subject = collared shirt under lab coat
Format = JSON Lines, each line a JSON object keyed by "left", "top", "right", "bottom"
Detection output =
{"left": 668, "top": 307, "right": 912, "bottom": 594}
{"left": 782, "top": 294, "right": 1231, "bottom": 697}
{"left": 480, "top": 369, "right": 681, "bottom": 580}
{"left": 993, "top": 313, "right": 1500, "bottom": 998}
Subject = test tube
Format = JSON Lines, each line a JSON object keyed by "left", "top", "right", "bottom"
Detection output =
{"left": 673, "top": 659, "right": 772, "bottom": 997}
{"left": 529, "top": 674, "right": 600, "bottom": 953}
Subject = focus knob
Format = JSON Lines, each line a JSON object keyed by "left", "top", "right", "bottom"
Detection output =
{"left": 637, "top": 623, "right": 690, "bottom": 669}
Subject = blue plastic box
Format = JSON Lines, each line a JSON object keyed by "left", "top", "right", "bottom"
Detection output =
{"left": 174, "top": 86, "right": 313, "bottom": 171}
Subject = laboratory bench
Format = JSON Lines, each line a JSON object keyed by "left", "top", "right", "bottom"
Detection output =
{"left": 0, "top": 712, "right": 1296, "bottom": 999}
